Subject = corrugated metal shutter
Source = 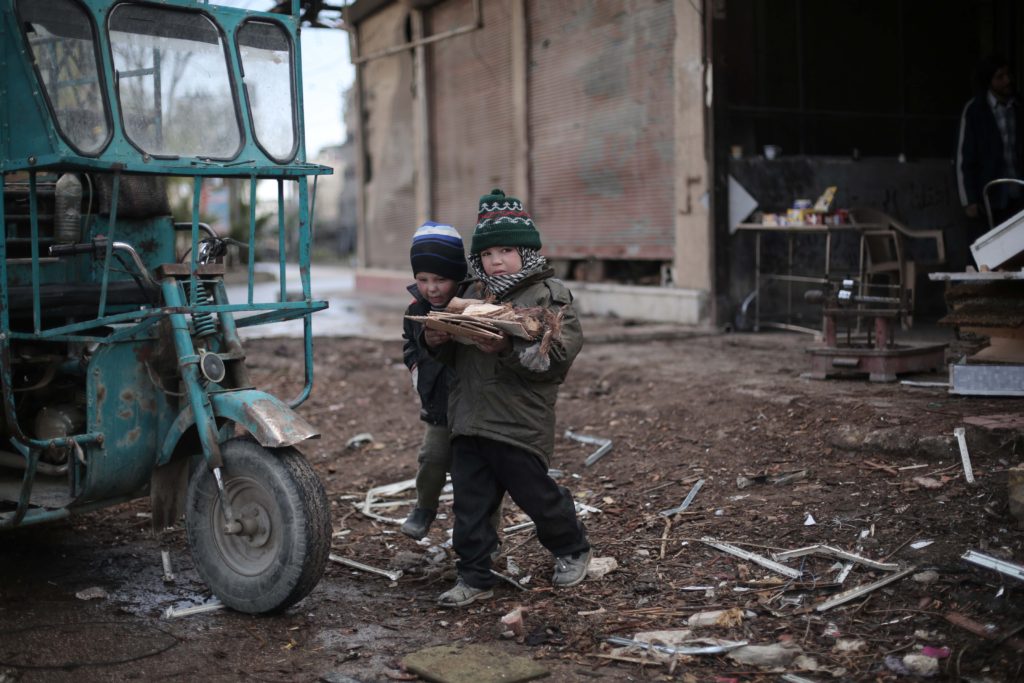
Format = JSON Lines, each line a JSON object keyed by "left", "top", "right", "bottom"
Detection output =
{"left": 359, "top": 4, "right": 417, "bottom": 270}
{"left": 528, "top": 0, "right": 675, "bottom": 260}
{"left": 428, "top": 0, "right": 516, "bottom": 239}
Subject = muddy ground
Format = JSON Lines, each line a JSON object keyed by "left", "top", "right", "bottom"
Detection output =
{"left": 1, "top": 323, "right": 1023, "bottom": 682}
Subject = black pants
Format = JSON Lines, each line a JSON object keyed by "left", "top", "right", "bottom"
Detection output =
{"left": 450, "top": 435, "right": 589, "bottom": 589}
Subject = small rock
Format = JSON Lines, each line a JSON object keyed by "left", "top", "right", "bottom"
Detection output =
{"left": 913, "top": 570, "right": 940, "bottom": 585}
{"left": 345, "top": 433, "right": 374, "bottom": 449}
{"left": 75, "top": 586, "right": 108, "bottom": 600}
{"left": 688, "top": 607, "right": 745, "bottom": 628}
{"left": 586, "top": 556, "right": 618, "bottom": 579}
{"left": 727, "top": 642, "right": 802, "bottom": 668}
{"left": 912, "top": 476, "right": 944, "bottom": 490}
{"left": 903, "top": 653, "right": 940, "bottom": 677}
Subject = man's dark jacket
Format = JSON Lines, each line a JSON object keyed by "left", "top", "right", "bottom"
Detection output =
{"left": 956, "top": 93, "right": 1024, "bottom": 211}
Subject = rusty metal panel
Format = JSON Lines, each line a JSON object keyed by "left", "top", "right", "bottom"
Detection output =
{"left": 527, "top": 0, "right": 676, "bottom": 260}
{"left": 360, "top": 3, "right": 417, "bottom": 270}
{"left": 428, "top": 0, "right": 516, "bottom": 235}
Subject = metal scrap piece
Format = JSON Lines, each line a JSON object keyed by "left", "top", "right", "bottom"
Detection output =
{"left": 606, "top": 636, "right": 748, "bottom": 656}
{"left": 329, "top": 553, "right": 403, "bottom": 581}
{"left": 773, "top": 544, "right": 900, "bottom": 571}
{"left": 701, "top": 537, "right": 802, "bottom": 579}
{"left": 565, "top": 429, "right": 613, "bottom": 466}
{"left": 954, "top": 427, "right": 976, "bottom": 484}
{"left": 962, "top": 549, "right": 1024, "bottom": 582}
{"left": 163, "top": 598, "right": 225, "bottom": 619}
{"left": 659, "top": 479, "right": 705, "bottom": 517}
{"left": 815, "top": 566, "right": 917, "bottom": 612}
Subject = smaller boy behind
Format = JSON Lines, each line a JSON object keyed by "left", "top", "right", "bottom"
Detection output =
{"left": 400, "top": 222, "right": 467, "bottom": 539}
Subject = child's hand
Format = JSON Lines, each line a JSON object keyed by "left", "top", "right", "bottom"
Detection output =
{"left": 475, "top": 333, "right": 511, "bottom": 354}
{"left": 424, "top": 328, "right": 451, "bottom": 347}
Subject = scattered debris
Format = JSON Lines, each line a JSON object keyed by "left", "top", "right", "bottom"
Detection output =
{"left": 702, "top": 537, "right": 802, "bottom": 579}
{"left": 954, "top": 427, "right": 976, "bottom": 484}
{"left": 357, "top": 477, "right": 417, "bottom": 525}
{"left": 910, "top": 540, "right": 934, "bottom": 550}
{"left": 726, "top": 641, "right": 802, "bottom": 668}
{"left": 944, "top": 611, "right": 1024, "bottom": 652}
{"left": 912, "top": 475, "right": 944, "bottom": 490}
{"left": 329, "top": 553, "right": 403, "bottom": 582}
{"left": 1011, "top": 464, "right": 1024, "bottom": 525}
{"left": 913, "top": 570, "right": 940, "bottom": 584}
{"left": 736, "top": 469, "right": 807, "bottom": 489}
{"left": 815, "top": 566, "right": 917, "bottom": 612}
{"left": 161, "top": 549, "right": 175, "bottom": 582}
{"left": 565, "top": 429, "right": 613, "bottom": 466}
{"left": 586, "top": 556, "right": 619, "bottom": 579}
{"left": 75, "top": 586, "right": 108, "bottom": 601}
{"left": 606, "top": 635, "right": 748, "bottom": 656}
{"left": 961, "top": 549, "right": 1024, "bottom": 582}
{"left": 803, "top": 513, "right": 817, "bottom": 526}
{"left": 659, "top": 479, "right": 705, "bottom": 517}
{"left": 834, "top": 638, "right": 867, "bottom": 653}
{"left": 688, "top": 608, "right": 746, "bottom": 628}
{"left": 499, "top": 606, "right": 525, "bottom": 640}
{"left": 773, "top": 544, "right": 900, "bottom": 571}
{"left": 345, "top": 432, "right": 374, "bottom": 449}
{"left": 163, "top": 597, "right": 224, "bottom": 619}
{"left": 490, "top": 569, "right": 529, "bottom": 592}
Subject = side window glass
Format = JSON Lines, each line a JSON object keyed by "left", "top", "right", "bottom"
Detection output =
{"left": 238, "top": 20, "right": 297, "bottom": 161}
{"left": 17, "top": 0, "right": 110, "bottom": 155}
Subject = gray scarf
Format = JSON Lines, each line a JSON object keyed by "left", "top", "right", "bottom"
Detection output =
{"left": 469, "top": 248, "right": 548, "bottom": 299}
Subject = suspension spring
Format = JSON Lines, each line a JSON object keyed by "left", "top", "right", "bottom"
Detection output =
{"left": 190, "top": 282, "right": 217, "bottom": 339}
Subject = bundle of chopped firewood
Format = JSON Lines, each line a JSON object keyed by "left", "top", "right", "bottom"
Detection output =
{"left": 406, "top": 297, "right": 562, "bottom": 353}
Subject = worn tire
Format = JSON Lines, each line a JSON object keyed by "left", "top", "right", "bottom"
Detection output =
{"left": 185, "top": 436, "right": 330, "bottom": 614}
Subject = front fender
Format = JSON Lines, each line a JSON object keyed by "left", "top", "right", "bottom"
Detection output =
{"left": 158, "top": 390, "right": 320, "bottom": 465}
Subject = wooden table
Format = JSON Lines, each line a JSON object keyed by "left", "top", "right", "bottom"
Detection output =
{"left": 735, "top": 222, "right": 885, "bottom": 333}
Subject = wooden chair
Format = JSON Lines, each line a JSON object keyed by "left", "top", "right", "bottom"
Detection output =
{"left": 849, "top": 208, "right": 946, "bottom": 327}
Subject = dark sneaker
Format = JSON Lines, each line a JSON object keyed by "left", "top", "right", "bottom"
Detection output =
{"left": 437, "top": 579, "right": 494, "bottom": 608}
{"left": 400, "top": 507, "right": 436, "bottom": 539}
{"left": 552, "top": 549, "right": 591, "bottom": 587}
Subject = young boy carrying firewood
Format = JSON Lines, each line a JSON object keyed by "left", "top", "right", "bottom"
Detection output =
{"left": 428, "top": 189, "right": 592, "bottom": 608}
{"left": 400, "top": 222, "right": 468, "bottom": 539}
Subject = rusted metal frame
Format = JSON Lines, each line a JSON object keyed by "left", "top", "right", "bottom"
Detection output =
{"left": 247, "top": 176, "right": 257, "bottom": 304}
{"left": 0, "top": 446, "right": 40, "bottom": 529}
{"left": 289, "top": 176, "right": 314, "bottom": 409}
{"left": 277, "top": 179, "right": 287, "bottom": 303}
{"left": 96, "top": 171, "right": 120, "bottom": 319}
{"left": 160, "top": 277, "right": 224, "bottom": 473}
{"left": 28, "top": 173, "right": 41, "bottom": 332}
{"left": 190, "top": 177, "right": 201, "bottom": 308}
{"left": 350, "top": 0, "right": 482, "bottom": 65}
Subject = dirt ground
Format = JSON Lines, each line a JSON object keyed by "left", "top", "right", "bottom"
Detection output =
{"left": 1, "top": 322, "right": 1023, "bottom": 682}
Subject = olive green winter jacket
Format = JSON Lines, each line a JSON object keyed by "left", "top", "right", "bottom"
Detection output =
{"left": 433, "top": 269, "right": 583, "bottom": 464}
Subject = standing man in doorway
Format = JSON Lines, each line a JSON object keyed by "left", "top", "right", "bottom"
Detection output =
{"left": 956, "top": 54, "right": 1024, "bottom": 247}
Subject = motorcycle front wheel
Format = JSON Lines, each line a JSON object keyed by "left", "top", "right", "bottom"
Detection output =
{"left": 185, "top": 436, "right": 331, "bottom": 614}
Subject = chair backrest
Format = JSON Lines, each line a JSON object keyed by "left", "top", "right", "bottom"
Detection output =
{"left": 861, "top": 230, "right": 902, "bottom": 269}
{"left": 849, "top": 206, "right": 945, "bottom": 266}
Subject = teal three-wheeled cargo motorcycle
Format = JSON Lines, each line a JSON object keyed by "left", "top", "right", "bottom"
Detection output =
{"left": 1, "top": 0, "right": 332, "bottom": 613}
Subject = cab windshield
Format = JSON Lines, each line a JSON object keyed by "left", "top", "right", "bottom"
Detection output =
{"left": 108, "top": 4, "right": 241, "bottom": 159}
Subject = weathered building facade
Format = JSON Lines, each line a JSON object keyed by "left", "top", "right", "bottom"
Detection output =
{"left": 344, "top": 0, "right": 1022, "bottom": 326}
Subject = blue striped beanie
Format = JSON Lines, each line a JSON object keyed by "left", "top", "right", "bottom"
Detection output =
{"left": 410, "top": 221, "right": 467, "bottom": 282}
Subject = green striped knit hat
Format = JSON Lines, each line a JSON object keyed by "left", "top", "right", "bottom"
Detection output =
{"left": 471, "top": 188, "right": 542, "bottom": 253}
